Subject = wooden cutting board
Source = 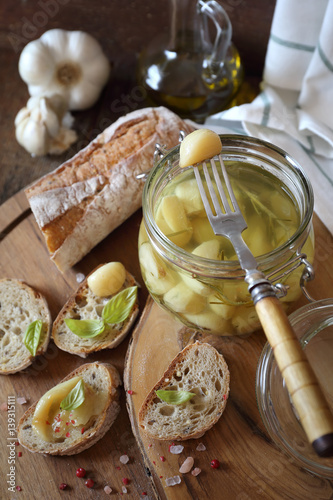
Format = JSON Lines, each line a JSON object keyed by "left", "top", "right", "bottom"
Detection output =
{"left": 0, "top": 190, "right": 153, "bottom": 499}
{"left": 1, "top": 189, "right": 333, "bottom": 500}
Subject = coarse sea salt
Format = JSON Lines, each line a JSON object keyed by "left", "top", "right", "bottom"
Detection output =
{"left": 169, "top": 445, "right": 184, "bottom": 454}
{"left": 104, "top": 485, "right": 112, "bottom": 494}
{"left": 17, "top": 397, "right": 27, "bottom": 405}
{"left": 179, "top": 457, "right": 194, "bottom": 474}
{"left": 120, "top": 454, "right": 129, "bottom": 464}
{"left": 196, "top": 442, "right": 206, "bottom": 451}
{"left": 122, "top": 486, "right": 127, "bottom": 493}
{"left": 191, "top": 467, "right": 201, "bottom": 477}
{"left": 76, "top": 273, "right": 85, "bottom": 283}
{"left": 165, "top": 475, "right": 181, "bottom": 487}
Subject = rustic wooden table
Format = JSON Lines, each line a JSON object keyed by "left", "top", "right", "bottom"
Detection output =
{"left": 1, "top": 2, "right": 333, "bottom": 500}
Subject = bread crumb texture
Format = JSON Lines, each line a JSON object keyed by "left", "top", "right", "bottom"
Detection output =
{"left": 0, "top": 279, "right": 51, "bottom": 374}
{"left": 138, "top": 342, "right": 230, "bottom": 440}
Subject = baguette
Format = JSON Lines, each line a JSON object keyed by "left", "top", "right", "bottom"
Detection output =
{"left": 0, "top": 278, "right": 51, "bottom": 374}
{"left": 17, "top": 362, "right": 121, "bottom": 455}
{"left": 25, "top": 106, "right": 195, "bottom": 271}
{"left": 52, "top": 265, "right": 139, "bottom": 357}
{"left": 138, "top": 341, "right": 230, "bottom": 440}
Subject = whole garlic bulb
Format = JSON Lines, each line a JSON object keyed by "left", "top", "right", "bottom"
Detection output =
{"left": 18, "top": 29, "right": 110, "bottom": 110}
{"left": 15, "top": 94, "right": 78, "bottom": 156}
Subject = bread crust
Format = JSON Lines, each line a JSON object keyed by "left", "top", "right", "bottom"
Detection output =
{"left": 0, "top": 278, "right": 51, "bottom": 375}
{"left": 138, "top": 341, "right": 230, "bottom": 441}
{"left": 52, "top": 265, "right": 139, "bottom": 357}
{"left": 17, "top": 362, "right": 121, "bottom": 455}
{"left": 25, "top": 106, "right": 195, "bottom": 271}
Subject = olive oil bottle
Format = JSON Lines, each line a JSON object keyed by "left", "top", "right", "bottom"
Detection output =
{"left": 137, "top": 0, "right": 243, "bottom": 123}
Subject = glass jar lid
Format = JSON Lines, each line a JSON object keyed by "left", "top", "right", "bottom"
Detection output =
{"left": 256, "top": 298, "right": 333, "bottom": 478}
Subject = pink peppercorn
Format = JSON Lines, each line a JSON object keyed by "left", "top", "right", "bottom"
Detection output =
{"left": 122, "top": 477, "right": 129, "bottom": 485}
{"left": 76, "top": 467, "right": 86, "bottom": 478}
{"left": 210, "top": 459, "right": 220, "bottom": 469}
{"left": 59, "top": 483, "right": 67, "bottom": 490}
{"left": 85, "top": 478, "right": 94, "bottom": 488}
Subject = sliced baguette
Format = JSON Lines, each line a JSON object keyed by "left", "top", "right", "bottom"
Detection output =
{"left": 0, "top": 278, "right": 51, "bottom": 374}
{"left": 52, "top": 265, "right": 139, "bottom": 357}
{"left": 25, "top": 106, "right": 195, "bottom": 271}
{"left": 138, "top": 341, "right": 230, "bottom": 441}
{"left": 17, "top": 362, "right": 121, "bottom": 455}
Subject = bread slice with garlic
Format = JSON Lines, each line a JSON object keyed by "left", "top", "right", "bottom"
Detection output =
{"left": 0, "top": 278, "right": 51, "bottom": 375}
{"left": 52, "top": 262, "right": 139, "bottom": 357}
{"left": 138, "top": 341, "right": 230, "bottom": 440}
{"left": 17, "top": 362, "right": 121, "bottom": 456}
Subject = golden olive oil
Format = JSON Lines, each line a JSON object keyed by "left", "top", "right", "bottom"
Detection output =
{"left": 138, "top": 44, "right": 243, "bottom": 123}
{"left": 155, "top": 161, "right": 299, "bottom": 259}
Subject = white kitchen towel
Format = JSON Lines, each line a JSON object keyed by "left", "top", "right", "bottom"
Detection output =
{"left": 207, "top": 0, "right": 333, "bottom": 235}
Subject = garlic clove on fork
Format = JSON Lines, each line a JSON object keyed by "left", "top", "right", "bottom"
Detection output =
{"left": 179, "top": 128, "right": 222, "bottom": 168}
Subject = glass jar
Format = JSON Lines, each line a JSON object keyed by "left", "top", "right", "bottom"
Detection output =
{"left": 256, "top": 299, "right": 333, "bottom": 478}
{"left": 139, "top": 135, "right": 315, "bottom": 337}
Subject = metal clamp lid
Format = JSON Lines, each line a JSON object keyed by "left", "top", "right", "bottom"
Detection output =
{"left": 266, "top": 253, "right": 315, "bottom": 302}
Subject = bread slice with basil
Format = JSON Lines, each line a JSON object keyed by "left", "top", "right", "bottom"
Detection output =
{"left": 0, "top": 278, "right": 51, "bottom": 375}
{"left": 17, "top": 362, "right": 121, "bottom": 456}
{"left": 138, "top": 341, "right": 230, "bottom": 440}
{"left": 52, "top": 265, "right": 139, "bottom": 357}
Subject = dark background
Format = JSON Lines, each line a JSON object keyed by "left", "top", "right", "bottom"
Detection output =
{"left": 0, "top": 0, "right": 276, "bottom": 204}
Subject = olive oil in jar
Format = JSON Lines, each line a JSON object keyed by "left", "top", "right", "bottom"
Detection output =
{"left": 154, "top": 161, "right": 300, "bottom": 259}
{"left": 139, "top": 136, "right": 315, "bottom": 337}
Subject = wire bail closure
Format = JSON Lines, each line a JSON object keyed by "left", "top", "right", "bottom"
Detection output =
{"left": 266, "top": 253, "right": 315, "bottom": 302}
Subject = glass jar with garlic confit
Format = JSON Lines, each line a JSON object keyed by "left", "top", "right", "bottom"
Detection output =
{"left": 139, "top": 135, "right": 315, "bottom": 337}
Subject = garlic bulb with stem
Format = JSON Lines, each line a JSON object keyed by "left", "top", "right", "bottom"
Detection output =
{"left": 15, "top": 94, "right": 78, "bottom": 156}
{"left": 18, "top": 29, "right": 110, "bottom": 111}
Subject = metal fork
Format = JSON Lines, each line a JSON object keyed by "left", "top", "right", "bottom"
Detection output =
{"left": 193, "top": 154, "right": 333, "bottom": 458}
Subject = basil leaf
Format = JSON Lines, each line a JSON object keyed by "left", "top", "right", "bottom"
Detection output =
{"left": 156, "top": 389, "right": 196, "bottom": 405}
{"left": 65, "top": 318, "right": 105, "bottom": 338}
{"left": 24, "top": 319, "right": 43, "bottom": 356}
{"left": 102, "top": 286, "right": 138, "bottom": 325}
{"left": 60, "top": 379, "right": 85, "bottom": 411}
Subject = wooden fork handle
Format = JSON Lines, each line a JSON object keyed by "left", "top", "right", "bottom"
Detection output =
{"left": 254, "top": 295, "right": 333, "bottom": 457}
